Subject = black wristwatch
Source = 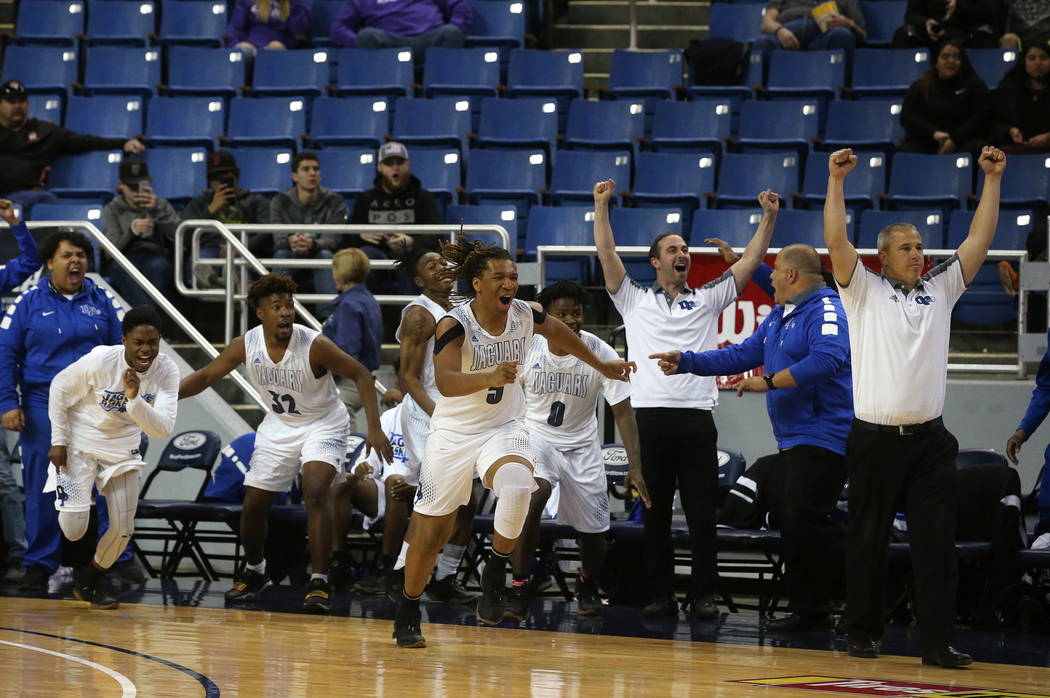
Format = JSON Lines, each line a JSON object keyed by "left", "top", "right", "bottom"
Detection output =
{"left": 763, "top": 374, "right": 777, "bottom": 391}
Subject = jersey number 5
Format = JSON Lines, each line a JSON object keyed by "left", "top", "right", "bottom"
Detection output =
{"left": 268, "top": 391, "right": 302, "bottom": 415}
{"left": 486, "top": 387, "right": 504, "bottom": 404}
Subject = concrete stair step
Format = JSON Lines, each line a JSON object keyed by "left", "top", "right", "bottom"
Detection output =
{"left": 568, "top": 1, "right": 709, "bottom": 26}
{"left": 553, "top": 24, "right": 707, "bottom": 50}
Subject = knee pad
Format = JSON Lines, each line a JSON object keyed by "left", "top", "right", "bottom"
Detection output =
{"left": 59, "top": 510, "right": 90, "bottom": 541}
{"left": 492, "top": 462, "right": 536, "bottom": 540}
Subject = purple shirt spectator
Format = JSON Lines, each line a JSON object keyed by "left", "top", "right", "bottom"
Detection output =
{"left": 227, "top": 0, "right": 311, "bottom": 50}
{"left": 331, "top": 0, "right": 471, "bottom": 50}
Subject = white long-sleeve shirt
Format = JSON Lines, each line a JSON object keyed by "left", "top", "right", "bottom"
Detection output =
{"left": 49, "top": 344, "right": 180, "bottom": 461}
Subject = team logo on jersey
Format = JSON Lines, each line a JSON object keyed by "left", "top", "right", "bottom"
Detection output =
{"left": 469, "top": 337, "right": 528, "bottom": 371}
{"left": 531, "top": 370, "right": 590, "bottom": 397}
{"left": 252, "top": 364, "right": 305, "bottom": 392}
{"left": 678, "top": 300, "right": 697, "bottom": 311}
{"left": 99, "top": 389, "right": 128, "bottom": 413}
{"left": 79, "top": 304, "right": 102, "bottom": 318}
{"left": 915, "top": 295, "right": 935, "bottom": 306}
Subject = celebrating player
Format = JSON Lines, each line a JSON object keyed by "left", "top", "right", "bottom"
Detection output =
{"left": 47, "top": 307, "right": 179, "bottom": 609}
{"left": 392, "top": 241, "right": 636, "bottom": 648}
{"left": 179, "top": 273, "right": 393, "bottom": 615}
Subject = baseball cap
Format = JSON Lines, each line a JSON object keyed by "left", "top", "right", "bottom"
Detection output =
{"left": 119, "top": 157, "right": 150, "bottom": 186}
{"left": 378, "top": 141, "right": 408, "bottom": 163}
{"left": 0, "top": 80, "right": 27, "bottom": 101}
{"left": 207, "top": 150, "right": 239, "bottom": 177}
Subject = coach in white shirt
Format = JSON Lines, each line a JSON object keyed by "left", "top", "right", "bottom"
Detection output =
{"left": 824, "top": 146, "right": 1006, "bottom": 667}
{"left": 593, "top": 179, "right": 778, "bottom": 619}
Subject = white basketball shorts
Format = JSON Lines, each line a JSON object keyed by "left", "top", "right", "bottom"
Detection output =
{"left": 531, "top": 435, "right": 610, "bottom": 534}
{"left": 246, "top": 414, "right": 348, "bottom": 493}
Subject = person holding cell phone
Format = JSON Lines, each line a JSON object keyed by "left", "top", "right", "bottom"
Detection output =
{"left": 100, "top": 157, "right": 179, "bottom": 309}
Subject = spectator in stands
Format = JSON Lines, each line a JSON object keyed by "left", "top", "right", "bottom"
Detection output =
{"left": 754, "top": 0, "right": 867, "bottom": 62}
{"left": 101, "top": 158, "right": 179, "bottom": 310}
{"left": 1000, "top": 3, "right": 1050, "bottom": 50}
{"left": 330, "top": 0, "right": 471, "bottom": 56}
{"left": 227, "top": 0, "right": 311, "bottom": 56}
{"left": 182, "top": 150, "right": 272, "bottom": 287}
{"left": 652, "top": 244, "right": 853, "bottom": 632}
{"left": 892, "top": 0, "right": 1002, "bottom": 51}
{"left": 991, "top": 42, "right": 1050, "bottom": 153}
{"left": 0, "top": 229, "right": 142, "bottom": 592}
{"left": 899, "top": 39, "right": 991, "bottom": 155}
{"left": 270, "top": 151, "right": 344, "bottom": 299}
{"left": 0, "top": 80, "right": 145, "bottom": 218}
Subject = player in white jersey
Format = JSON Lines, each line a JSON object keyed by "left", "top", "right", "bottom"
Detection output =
{"left": 179, "top": 274, "right": 393, "bottom": 615}
{"left": 393, "top": 241, "right": 635, "bottom": 648}
{"left": 505, "top": 281, "right": 650, "bottom": 620}
{"left": 47, "top": 307, "right": 179, "bottom": 609}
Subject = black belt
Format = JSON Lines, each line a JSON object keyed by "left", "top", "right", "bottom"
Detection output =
{"left": 853, "top": 417, "right": 943, "bottom": 436}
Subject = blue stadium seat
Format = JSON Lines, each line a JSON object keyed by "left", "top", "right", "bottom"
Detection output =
{"left": 649, "top": 99, "right": 731, "bottom": 156}
{"left": 822, "top": 99, "right": 903, "bottom": 154}
{"left": 65, "top": 95, "right": 144, "bottom": 139}
{"left": 408, "top": 148, "right": 462, "bottom": 211}
{"left": 446, "top": 203, "right": 519, "bottom": 247}
{"left": 860, "top": 1, "right": 906, "bottom": 46}
{"left": 83, "top": 46, "right": 161, "bottom": 96}
{"left": 713, "top": 152, "right": 801, "bottom": 208}
{"left": 333, "top": 48, "right": 414, "bottom": 98}
{"left": 86, "top": 0, "right": 156, "bottom": 46}
{"left": 505, "top": 49, "right": 584, "bottom": 101}
{"left": 857, "top": 209, "right": 945, "bottom": 248}
{"left": 166, "top": 46, "right": 247, "bottom": 98}
{"left": 946, "top": 210, "right": 1032, "bottom": 250}
{"left": 391, "top": 97, "right": 472, "bottom": 154}
{"left": 610, "top": 207, "right": 685, "bottom": 246}
{"left": 968, "top": 48, "right": 1018, "bottom": 89}
{"left": 316, "top": 147, "right": 377, "bottom": 197}
{"left": 252, "top": 48, "right": 332, "bottom": 97}
{"left": 47, "top": 150, "right": 124, "bottom": 198}
{"left": 15, "top": 0, "right": 84, "bottom": 45}
{"left": 707, "top": 3, "right": 764, "bottom": 42}
{"left": 1, "top": 45, "right": 78, "bottom": 94}
{"left": 476, "top": 97, "right": 558, "bottom": 157}
{"left": 525, "top": 205, "right": 593, "bottom": 281}
{"left": 144, "top": 146, "right": 207, "bottom": 203}
{"left": 465, "top": 149, "right": 547, "bottom": 212}
{"left": 227, "top": 147, "right": 293, "bottom": 196}
{"left": 309, "top": 0, "right": 344, "bottom": 46}
{"left": 976, "top": 153, "right": 1050, "bottom": 210}
{"left": 308, "top": 96, "right": 390, "bottom": 148}
{"left": 772, "top": 209, "right": 825, "bottom": 247}
{"left": 630, "top": 152, "right": 716, "bottom": 222}
{"left": 29, "top": 94, "right": 64, "bottom": 124}
{"left": 797, "top": 150, "right": 887, "bottom": 211}
{"left": 225, "top": 96, "right": 307, "bottom": 149}
{"left": 550, "top": 150, "right": 632, "bottom": 204}
{"left": 690, "top": 208, "right": 765, "bottom": 246}
{"left": 423, "top": 47, "right": 501, "bottom": 98}
{"left": 735, "top": 99, "right": 818, "bottom": 159}
{"left": 563, "top": 99, "right": 645, "bottom": 151}
{"left": 848, "top": 48, "right": 929, "bottom": 98}
{"left": 145, "top": 96, "right": 225, "bottom": 148}
{"left": 885, "top": 152, "right": 973, "bottom": 211}
{"left": 764, "top": 50, "right": 845, "bottom": 103}
{"left": 952, "top": 262, "right": 1017, "bottom": 325}
{"left": 607, "top": 49, "right": 684, "bottom": 100}
{"left": 685, "top": 51, "right": 762, "bottom": 117}
{"left": 157, "top": 0, "right": 228, "bottom": 46}
{"left": 466, "top": 0, "right": 526, "bottom": 49}
{"left": 30, "top": 201, "right": 105, "bottom": 224}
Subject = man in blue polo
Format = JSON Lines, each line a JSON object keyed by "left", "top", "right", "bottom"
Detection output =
{"left": 651, "top": 243, "right": 853, "bottom": 631}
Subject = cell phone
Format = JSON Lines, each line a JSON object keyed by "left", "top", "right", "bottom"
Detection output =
{"left": 137, "top": 180, "right": 152, "bottom": 196}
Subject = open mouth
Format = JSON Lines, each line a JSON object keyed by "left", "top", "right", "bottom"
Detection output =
{"left": 135, "top": 355, "right": 152, "bottom": 370}
{"left": 277, "top": 321, "right": 293, "bottom": 332}
{"left": 673, "top": 262, "right": 688, "bottom": 273}
{"left": 498, "top": 295, "right": 512, "bottom": 308}
{"left": 67, "top": 268, "right": 83, "bottom": 282}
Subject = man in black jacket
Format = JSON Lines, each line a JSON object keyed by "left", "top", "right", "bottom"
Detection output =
{"left": 0, "top": 80, "right": 145, "bottom": 216}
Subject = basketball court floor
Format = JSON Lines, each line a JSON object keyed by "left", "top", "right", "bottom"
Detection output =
{"left": 1, "top": 576, "right": 1049, "bottom": 696}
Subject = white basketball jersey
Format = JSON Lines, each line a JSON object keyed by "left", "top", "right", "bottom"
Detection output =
{"left": 524, "top": 331, "right": 630, "bottom": 450}
{"left": 394, "top": 293, "right": 447, "bottom": 405}
{"left": 244, "top": 323, "right": 344, "bottom": 428}
{"left": 430, "top": 298, "right": 535, "bottom": 435}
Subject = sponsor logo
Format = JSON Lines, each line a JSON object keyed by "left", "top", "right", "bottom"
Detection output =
{"left": 167, "top": 452, "right": 204, "bottom": 460}
{"left": 173, "top": 432, "right": 208, "bottom": 450}
{"left": 42, "top": 310, "right": 55, "bottom": 317}
{"left": 730, "top": 676, "right": 1048, "bottom": 697}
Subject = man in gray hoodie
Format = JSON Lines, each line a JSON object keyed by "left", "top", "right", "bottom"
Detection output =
{"left": 100, "top": 157, "right": 179, "bottom": 309}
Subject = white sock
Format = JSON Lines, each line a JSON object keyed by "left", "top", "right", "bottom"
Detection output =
{"left": 311, "top": 573, "right": 328, "bottom": 583}
{"left": 394, "top": 541, "right": 409, "bottom": 571}
{"left": 246, "top": 560, "right": 266, "bottom": 574}
{"left": 435, "top": 544, "right": 466, "bottom": 581}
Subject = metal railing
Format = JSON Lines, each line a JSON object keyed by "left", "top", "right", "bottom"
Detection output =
{"left": 535, "top": 244, "right": 1030, "bottom": 376}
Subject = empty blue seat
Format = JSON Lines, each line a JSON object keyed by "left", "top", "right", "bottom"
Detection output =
{"left": 857, "top": 209, "right": 945, "bottom": 248}
{"left": 334, "top": 48, "right": 414, "bottom": 97}
{"left": 690, "top": 208, "right": 765, "bottom": 246}
{"left": 227, "top": 147, "right": 293, "bottom": 195}
{"left": 65, "top": 95, "right": 144, "bottom": 139}
{"left": 158, "top": 0, "right": 228, "bottom": 46}
{"left": 309, "top": 0, "right": 344, "bottom": 46}
{"left": 15, "top": 0, "right": 84, "bottom": 45}
{"left": 48, "top": 150, "right": 124, "bottom": 198}
{"left": 564, "top": 99, "right": 645, "bottom": 150}
{"left": 886, "top": 152, "right": 972, "bottom": 210}
{"left": 309, "top": 96, "right": 390, "bottom": 148}
{"left": 946, "top": 210, "right": 1033, "bottom": 250}
{"left": 167, "top": 46, "right": 247, "bottom": 97}
{"left": 31, "top": 201, "right": 105, "bottom": 224}
{"left": 253, "top": 48, "right": 332, "bottom": 97}
{"left": 713, "top": 152, "right": 801, "bottom": 208}
{"left": 83, "top": 46, "right": 161, "bottom": 96}
{"left": 86, "top": 1, "right": 156, "bottom": 46}
{"left": 465, "top": 149, "right": 547, "bottom": 210}
{"left": 610, "top": 207, "right": 685, "bottom": 246}
{"left": 525, "top": 205, "right": 593, "bottom": 281}
{"left": 976, "top": 153, "right": 1050, "bottom": 210}
{"left": 446, "top": 203, "right": 519, "bottom": 248}
{"left": 707, "top": 3, "right": 763, "bottom": 42}
{"left": 685, "top": 51, "right": 762, "bottom": 114}
{"left": 650, "top": 99, "right": 732, "bottom": 156}
{"left": 860, "top": 1, "right": 906, "bottom": 46}
{"left": 798, "top": 150, "right": 887, "bottom": 210}
{"left": 550, "top": 150, "right": 632, "bottom": 204}
{"left": 391, "top": 97, "right": 472, "bottom": 153}
{"left": 773, "top": 209, "right": 825, "bottom": 247}
{"left": 848, "top": 48, "right": 929, "bottom": 98}
{"left": 145, "top": 96, "right": 225, "bottom": 148}
{"left": 735, "top": 99, "right": 818, "bottom": 158}
{"left": 225, "top": 96, "right": 308, "bottom": 149}
{"left": 29, "top": 94, "right": 64, "bottom": 124}
{"left": 316, "top": 147, "right": 377, "bottom": 196}
{"left": 1, "top": 45, "right": 78, "bottom": 94}
{"left": 476, "top": 97, "right": 558, "bottom": 156}
{"left": 505, "top": 49, "right": 584, "bottom": 100}
{"left": 607, "top": 49, "right": 684, "bottom": 100}
{"left": 765, "top": 50, "right": 845, "bottom": 102}
{"left": 423, "top": 47, "right": 501, "bottom": 98}
{"left": 467, "top": 0, "right": 526, "bottom": 48}
{"left": 822, "top": 99, "right": 903, "bottom": 154}
{"left": 144, "top": 146, "right": 207, "bottom": 203}
{"left": 631, "top": 152, "right": 716, "bottom": 217}
{"left": 408, "top": 148, "right": 463, "bottom": 208}
{"left": 968, "top": 48, "right": 1018, "bottom": 89}
{"left": 952, "top": 262, "right": 1017, "bottom": 325}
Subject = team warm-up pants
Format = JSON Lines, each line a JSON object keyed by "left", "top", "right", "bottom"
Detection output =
{"left": 843, "top": 417, "right": 959, "bottom": 652}
{"left": 635, "top": 408, "right": 719, "bottom": 601}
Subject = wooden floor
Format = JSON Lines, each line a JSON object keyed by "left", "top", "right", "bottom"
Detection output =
{"left": 2, "top": 596, "right": 1049, "bottom": 697}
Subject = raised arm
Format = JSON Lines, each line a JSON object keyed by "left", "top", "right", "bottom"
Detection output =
{"left": 397, "top": 306, "right": 438, "bottom": 416}
{"left": 532, "top": 306, "right": 634, "bottom": 382}
{"left": 957, "top": 146, "right": 1005, "bottom": 285}
{"left": 593, "top": 180, "right": 627, "bottom": 294}
{"left": 730, "top": 189, "right": 779, "bottom": 294}
{"left": 432, "top": 317, "right": 514, "bottom": 397}
{"left": 823, "top": 149, "right": 860, "bottom": 286}
{"left": 178, "top": 336, "right": 246, "bottom": 399}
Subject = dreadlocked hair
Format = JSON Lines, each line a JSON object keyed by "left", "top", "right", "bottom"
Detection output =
{"left": 438, "top": 239, "right": 512, "bottom": 298}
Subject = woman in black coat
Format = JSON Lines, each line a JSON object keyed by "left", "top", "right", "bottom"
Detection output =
{"left": 991, "top": 42, "right": 1050, "bottom": 153}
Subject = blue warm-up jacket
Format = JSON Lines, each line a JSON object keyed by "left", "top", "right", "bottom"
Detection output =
{"left": 677, "top": 285, "right": 854, "bottom": 455}
{"left": 322, "top": 284, "right": 383, "bottom": 372}
{"left": 0, "top": 222, "right": 41, "bottom": 294}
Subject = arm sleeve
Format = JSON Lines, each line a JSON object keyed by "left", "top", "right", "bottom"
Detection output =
{"left": 700, "top": 268, "right": 740, "bottom": 313}
{"left": 904, "top": 0, "right": 929, "bottom": 27}
{"left": 53, "top": 127, "right": 127, "bottom": 155}
{"left": 101, "top": 289, "right": 124, "bottom": 343}
{"left": 925, "top": 254, "right": 967, "bottom": 306}
{"left": 101, "top": 203, "right": 133, "bottom": 252}
{"left": 286, "top": 0, "right": 312, "bottom": 38}
{"left": 749, "top": 262, "right": 775, "bottom": 299}
{"left": 180, "top": 195, "right": 211, "bottom": 221}
{"left": 607, "top": 276, "right": 644, "bottom": 317}
{"left": 1019, "top": 332, "right": 1050, "bottom": 435}
{"left": 678, "top": 320, "right": 767, "bottom": 376}
{"left": 48, "top": 360, "right": 93, "bottom": 447}
{"left": 949, "top": 79, "right": 992, "bottom": 144}
{"left": 152, "top": 199, "right": 181, "bottom": 247}
{"left": 125, "top": 362, "right": 179, "bottom": 439}
{"left": 0, "top": 300, "right": 28, "bottom": 413}
{"left": 440, "top": 0, "right": 473, "bottom": 31}
{"left": 835, "top": 255, "right": 870, "bottom": 313}
{"left": 416, "top": 190, "right": 441, "bottom": 225}
{"left": 900, "top": 84, "right": 939, "bottom": 139}
{"left": 0, "top": 222, "right": 42, "bottom": 295}
{"left": 788, "top": 297, "right": 851, "bottom": 387}
{"left": 322, "top": 302, "right": 363, "bottom": 360}
{"left": 330, "top": 0, "right": 362, "bottom": 47}
{"left": 269, "top": 195, "right": 292, "bottom": 250}
{"left": 314, "top": 193, "right": 348, "bottom": 251}
{"left": 226, "top": 0, "right": 251, "bottom": 46}
{"left": 843, "top": 0, "right": 865, "bottom": 28}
